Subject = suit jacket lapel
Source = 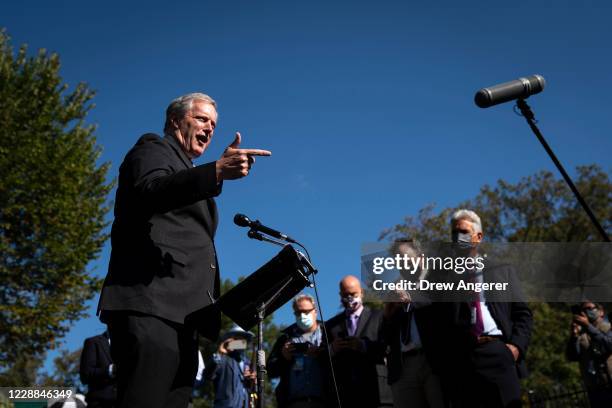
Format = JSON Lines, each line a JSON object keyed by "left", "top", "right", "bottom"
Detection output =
{"left": 99, "top": 335, "right": 112, "bottom": 362}
{"left": 164, "top": 134, "right": 193, "bottom": 170}
{"left": 355, "top": 307, "right": 370, "bottom": 337}
{"left": 164, "top": 135, "right": 217, "bottom": 237}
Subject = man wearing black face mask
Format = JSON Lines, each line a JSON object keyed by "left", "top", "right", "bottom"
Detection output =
{"left": 567, "top": 301, "right": 612, "bottom": 407}
{"left": 325, "top": 275, "right": 392, "bottom": 407}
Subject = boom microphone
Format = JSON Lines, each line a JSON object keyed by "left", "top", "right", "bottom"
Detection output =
{"left": 475, "top": 75, "right": 546, "bottom": 108}
{"left": 234, "top": 213, "right": 296, "bottom": 243}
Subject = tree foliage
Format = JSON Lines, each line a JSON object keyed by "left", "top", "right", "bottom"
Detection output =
{"left": 381, "top": 165, "right": 610, "bottom": 243}
{"left": 380, "top": 164, "right": 611, "bottom": 393}
{"left": 39, "top": 348, "right": 84, "bottom": 392}
{"left": 0, "top": 29, "right": 113, "bottom": 370}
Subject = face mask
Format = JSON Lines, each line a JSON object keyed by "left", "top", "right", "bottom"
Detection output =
{"left": 452, "top": 232, "right": 473, "bottom": 244}
{"left": 296, "top": 313, "right": 314, "bottom": 331}
{"left": 586, "top": 308, "right": 599, "bottom": 323}
{"left": 228, "top": 349, "right": 245, "bottom": 361}
{"left": 452, "top": 232, "right": 475, "bottom": 252}
{"left": 342, "top": 295, "right": 362, "bottom": 312}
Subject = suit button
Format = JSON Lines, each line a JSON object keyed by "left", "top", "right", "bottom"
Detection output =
{"left": 210, "top": 264, "right": 216, "bottom": 269}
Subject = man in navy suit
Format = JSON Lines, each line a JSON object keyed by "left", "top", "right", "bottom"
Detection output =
{"left": 439, "top": 209, "right": 533, "bottom": 408}
{"left": 97, "top": 93, "right": 270, "bottom": 408}
{"left": 80, "top": 331, "right": 116, "bottom": 408}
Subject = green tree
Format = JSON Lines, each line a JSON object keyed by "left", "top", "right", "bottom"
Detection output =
{"left": 380, "top": 164, "right": 611, "bottom": 394}
{"left": 0, "top": 354, "right": 43, "bottom": 387}
{"left": 40, "top": 348, "right": 84, "bottom": 392}
{"left": 192, "top": 278, "right": 284, "bottom": 408}
{"left": 0, "top": 29, "right": 113, "bottom": 373}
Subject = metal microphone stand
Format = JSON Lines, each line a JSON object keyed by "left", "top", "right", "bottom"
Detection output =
{"left": 515, "top": 99, "right": 610, "bottom": 242}
{"left": 246, "top": 229, "right": 316, "bottom": 408}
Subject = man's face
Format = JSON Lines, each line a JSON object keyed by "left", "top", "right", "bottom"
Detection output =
{"left": 451, "top": 219, "right": 483, "bottom": 244}
{"left": 294, "top": 299, "right": 316, "bottom": 320}
{"left": 172, "top": 100, "right": 218, "bottom": 159}
{"left": 581, "top": 302, "right": 603, "bottom": 320}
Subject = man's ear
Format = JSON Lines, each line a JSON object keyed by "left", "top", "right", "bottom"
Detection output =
{"left": 475, "top": 232, "right": 484, "bottom": 243}
{"left": 170, "top": 116, "right": 179, "bottom": 130}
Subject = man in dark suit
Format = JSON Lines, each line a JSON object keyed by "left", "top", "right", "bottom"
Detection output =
{"left": 382, "top": 241, "right": 444, "bottom": 408}
{"left": 97, "top": 93, "right": 271, "bottom": 408}
{"left": 325, "top": 275, "right": 392, "bottom": 407}
{"left": 80, "top": 331, "right": 116, "bottom": 408}
{"left": 439, "top": 209, "right": 533, "bottom": 408}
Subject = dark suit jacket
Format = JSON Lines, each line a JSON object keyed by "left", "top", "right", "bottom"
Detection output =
{"left": 383, "top": 302, "right": 441, "bottom": 385}
{"left": 325, "top": 306, "right": 393, "bottom": 407}
{"left": 436, "top": 263, "right": 533, "bottom": 378}
{"left": 80, "top": 333, "right": 116, "bottom": 403}
{"left": 98, "top": 133, "right": 221, "bottom": 339}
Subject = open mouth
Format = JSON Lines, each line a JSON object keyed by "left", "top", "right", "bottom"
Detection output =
{"left": 196, "top": 134, "right": 209, "bottom": 146}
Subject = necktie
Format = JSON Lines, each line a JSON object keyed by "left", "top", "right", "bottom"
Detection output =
{"left": 469, "top": 271, "right": 484, "bottom": 338}
{"left": 470, "top": 300, "right": 484, "bottom": 338}
{"left": 400, "top": 308, "right": 413, "bottom": 345}
{"left": 347, "top": 314, "right": 358, "bottom": 336}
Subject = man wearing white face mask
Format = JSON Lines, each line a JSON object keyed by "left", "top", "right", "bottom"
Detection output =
{"left": 325, "top": 275, "right": 392, "bottom": 407}
{"left": 268, "top": 294, "right": 327, "bottom": 408}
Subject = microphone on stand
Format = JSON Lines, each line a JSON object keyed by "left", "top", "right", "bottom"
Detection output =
{"left": 475, "top": 75, "right": 546, "bottom": 108}
{"left": 234, "top": 214, "right": 296, "bottom": 243}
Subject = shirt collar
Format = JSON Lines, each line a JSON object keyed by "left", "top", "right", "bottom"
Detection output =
{"left": 346, "top": 304, "right": 364, "bottom": 318}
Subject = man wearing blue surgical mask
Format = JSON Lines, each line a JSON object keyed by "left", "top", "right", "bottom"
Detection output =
{"left": 268, "top": 294, "right": 327, "bottom": 408}
{"left": 567, "top": 301, "right": 612, "bottom": 407}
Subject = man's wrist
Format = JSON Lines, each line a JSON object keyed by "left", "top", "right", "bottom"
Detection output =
{"left": 215, "top": 161, "right": 222, "bottom": 183}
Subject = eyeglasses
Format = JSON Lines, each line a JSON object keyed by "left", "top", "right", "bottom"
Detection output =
{"left": 293, "top": 308, "right": 315, "bottom": 316}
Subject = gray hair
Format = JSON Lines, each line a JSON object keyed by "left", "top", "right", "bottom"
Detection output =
{"left": 450, "top": 209, "right": 483, "bottom": 234}
{"left": 163, "top": 92, "right": 216, "bottom": 133}
{"left": 292, "top": 293, "right": 316, "bottom": 310}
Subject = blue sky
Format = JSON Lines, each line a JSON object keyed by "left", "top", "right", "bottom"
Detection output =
{"left": 2, "top": 0, "right": 611, "bottom": 372}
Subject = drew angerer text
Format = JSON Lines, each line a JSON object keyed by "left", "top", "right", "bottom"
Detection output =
{"left": 371, "top": 279, "right": 508, "bottom": 293}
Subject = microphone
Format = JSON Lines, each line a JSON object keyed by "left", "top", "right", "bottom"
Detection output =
{"left": 234, "top": 214, "right": 296, "bottom": 243}
{"left": 474, "top": 75, "right": 546, "bottom": 108}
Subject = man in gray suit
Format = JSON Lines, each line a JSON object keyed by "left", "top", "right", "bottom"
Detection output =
{"left": 98, "top": 93, "right": 270, "bottom": 408}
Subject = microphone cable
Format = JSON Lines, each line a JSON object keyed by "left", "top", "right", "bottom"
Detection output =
{"left": 293, "top": 240, "right": 343, "bottom": 408}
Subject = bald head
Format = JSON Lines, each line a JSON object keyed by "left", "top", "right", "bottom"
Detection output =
{"left": 339, "top": 275, "right": 362, "bottom": 297}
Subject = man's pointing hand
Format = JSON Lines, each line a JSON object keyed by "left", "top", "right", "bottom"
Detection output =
{"left": 216, "top": 132, "right": 271, "bottom": 181}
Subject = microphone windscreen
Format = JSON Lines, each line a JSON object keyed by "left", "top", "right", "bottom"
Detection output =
{"left": 234, "top": 213, "right": 251, "bottom": 227}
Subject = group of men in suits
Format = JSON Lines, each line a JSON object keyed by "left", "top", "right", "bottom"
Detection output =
{"left": 267, "top": 209, "right": 532, "bottom": 408}
{"left": 94, "top": 91, "right": 531, "bottom": 408}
